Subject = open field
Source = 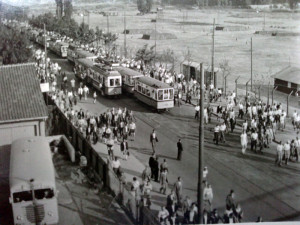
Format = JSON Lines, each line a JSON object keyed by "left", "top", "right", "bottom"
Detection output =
{"left": 70, "top": 3, "right": 300, "bottom": 89}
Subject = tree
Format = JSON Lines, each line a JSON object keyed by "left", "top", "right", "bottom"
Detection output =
{"left": 219, "top": 58, "right": 231, "bottom": 92}
{"left": 136, "top": 44, "right": 155, "bottom": 65}
{"left": 288, "top": 0, "right": 299, "bottom": 9}
{"left": 0, "top": 23, "right": 32, "bottom": 65}
{"left": 64, "top": 0, "right": 73, "bottom": 20}
{"left": 137, "top": 0, "right": 153, "bottom": 14}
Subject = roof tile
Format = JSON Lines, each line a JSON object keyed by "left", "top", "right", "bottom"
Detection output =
{"left": 0, "top": 63, "right": 48, "bottom": 123}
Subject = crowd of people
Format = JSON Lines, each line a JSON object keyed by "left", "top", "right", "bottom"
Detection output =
{"left": 33, "top": 46, "right": 299, "bottom": 224}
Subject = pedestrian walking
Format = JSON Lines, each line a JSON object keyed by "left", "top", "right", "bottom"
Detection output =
{"left": 241, "top": 131, "right": 248, "bottom": 154}
{"left": 173, "top": 177, "right": 183, "bottom": 205}
{"left": 78, "top": 86, "right": 83, "bottom": 101}
{"left": 283, "top": 141, "right": 291, "bottom": 165}
{"left": 150, "top": 129, "right": 158, "bottom": 153}
{"left": 177, "top": 139, "right": 183, "bottom": 160}
{"left": 213, "top": 124, "right": 220, "bottom": 145}
{"left": 203, "top": 183, "right": 213, "bottom": 211}
{"left": 275, "top": 141, "right": 283, "bottom": 166}
{"left": 153, "top": 156, "right": 159, "bottom": 182}
{"left": 195, "top": 105, "right": 200, "bottom": 120}
{"left": 159, "top": 169, "right": 168, "bottom": 195}
{"left": 149, "top": 153, "right": 156, "bottom": 179}
{"left": 251, "top": 130, "right": 258, "bottom": 153}
{"left": 83, "top": 85, "right": 89, "bottom": 100}
{"left": 93, "top": 91, "right": 97, "bottom": 104}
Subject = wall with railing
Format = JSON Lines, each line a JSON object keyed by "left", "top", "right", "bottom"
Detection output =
{"left": 46, "top": 95, "right": 159, "bottom": 225}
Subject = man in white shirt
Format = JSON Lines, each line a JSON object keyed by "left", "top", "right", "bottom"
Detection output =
{"left": 195, "top": 105, "right": 200, "bottom": 120}
{"left": 158, "top": 206, "right": 169, "bottom": 224}
{"left": 251, "top": 130, "right": 258, "bottom": 153}
{"left": 238, "top": 103, "right": 244, "bottom": 119}
{"left": 220, "top": 122, "right": 226, "bottom": 143}
{"left": 111, "top": 157, "right": 121, "bottom": 175}
{"left": 214, "top": 124, "right": 220, "bottom": 145}
{"left": 283, "top": 141, "right": 290, "bottom": 165}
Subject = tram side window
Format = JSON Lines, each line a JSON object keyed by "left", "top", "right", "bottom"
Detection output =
{"left": 158, "top": 90, "right": 163, "bottom": 100}
{"left": 110, "top": 79, "right": 115, "bottom": 87}
{"left": 142, "top": 87, "right": 146, "bottom": 95}
{"left": 13, "top": 191, "right": 33, "bottom": 203}
{"left": 116, "top": 78, "right": 120, "bottom": 86}
{"left": 137, "top": 85, "right": 142, "bottom": 92}
{"left": 146, "top": 89, "right": 150, "bottom": 97}
{"left": 34, "top": 188, "right": 55, "bottom": 200}
{"left": 163, "top": 89, "right": 169, "bottom": 100}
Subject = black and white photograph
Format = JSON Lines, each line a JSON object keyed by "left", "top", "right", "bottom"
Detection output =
{"left": 0, "top": 0, "right": 299, "bottom": 224}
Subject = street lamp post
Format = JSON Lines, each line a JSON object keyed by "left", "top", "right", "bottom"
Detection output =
{"left": 197, "top": 63, "right": 204, "bottom": 224}
{"left": 287, "top": 90, "right": 294, "bottom": 117}
{"left": 258, "top": 85, "right": 261, "bottom": 100}
{"left": 267, "top": 81, "right": 270, "bottom": 106}
{"left": 272, "top": 86, "right": 278, "bottom": 105}
{"left": 246, "top": 79, "right": 251, "bottom": 100}
{"left": 235, "top": 76, "right": 240, "bottom": 97}
{"left": 224, "top": 74, "right": 230, "bottom": 97}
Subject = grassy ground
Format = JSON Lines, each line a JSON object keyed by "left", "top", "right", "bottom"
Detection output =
{"left": 70, "top": 4, "right": 300, "bottom": 88}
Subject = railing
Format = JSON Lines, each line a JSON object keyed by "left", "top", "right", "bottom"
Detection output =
{"left": 46, "top": 94, "right": 159, "bottom": 225}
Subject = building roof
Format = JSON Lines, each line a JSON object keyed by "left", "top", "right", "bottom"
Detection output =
{"left": 136, "top": 76, "right": 171, "bottom": 89}
{"left": 0, "top": 63, "right": 48, "bottom": 123}
{"left": 271, "top": 66, "right": 300, "bottom": 84}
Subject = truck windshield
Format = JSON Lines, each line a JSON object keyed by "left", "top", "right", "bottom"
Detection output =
{"left": 13, "top": 191, "right": 33, "bottom": 203}
{"left": 34, "top": 188, "right": 55, "bottom": 200}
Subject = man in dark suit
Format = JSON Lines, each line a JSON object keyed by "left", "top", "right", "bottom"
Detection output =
{"left": 177, "top": 139, "right": 183, "bottom": 160}
{"left": 153, "top": 156, "right": 159, "bottom": 182}
{"left": 149, "top": 153, "right": 156, "bottom": 179}
{"left": 120, "top": 138, "right": 129, "bottom": 160}
{"left": 150, "top": 129, "right": 158, "bottom": 153}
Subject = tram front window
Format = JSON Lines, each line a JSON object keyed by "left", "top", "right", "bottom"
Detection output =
{"left": 158, "top": 90, "right": 163, "bottom": 100}
{"left": 13, "top": 191, "right": 33, "bottom": 203}
{"left": 163, "top": 90, "right": 169, "bottom": 100}
{"left": 169, "top": 89, "right": 174, "bottom": 99}
{"left": 110, "top": 79, "right": 115, "bottom": 87}
{"left": 115, "top": 78, "right": 120, "bottom": 86}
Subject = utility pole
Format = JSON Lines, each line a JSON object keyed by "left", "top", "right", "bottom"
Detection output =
{"left": 44, "top": 23, "right": 48, "bottom": 105}
{"left": 212, "top": 18, "right": 216, "bottom": 88}
{"left": 272, "top": 86, "right": 278, "bottom": 105}
{"left": 263, "top": 12, "right": 265, "bottom": 31}
{"left": 197, "top": 63, "right": 204, "bottom": 224}
{"left": 235, "top": 76, "right": 240, "bottom": 97}
{"left": 87, "top": 11, "right": 90, "bottom": 29}
{"left": 267, "top": 81, "right": 270, "bottom": 106}
{"left": 154, "top": 16, "right": 157, "bottom": 57}
{"left": 124, "top": 11, "right": 127, "bottom": 58}
{"left": 107, "top": 15, "right": 109, "bottom": 33}
{"left": 287, "top": 90, "right": 294, "bottom": 117}
{"left": 251, "top": 37, "right": 253, "bottom": 92}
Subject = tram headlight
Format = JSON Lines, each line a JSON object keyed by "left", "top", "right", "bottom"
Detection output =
{"left": 16, "top": 215, "right": 23, "bottom": 220}
{"left": 48, "top": 211, "right": 54, "bottom": 217}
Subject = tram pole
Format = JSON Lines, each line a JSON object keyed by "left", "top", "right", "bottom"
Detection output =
{"left": 197, "top": 63, "right": 204, "bottom": 224}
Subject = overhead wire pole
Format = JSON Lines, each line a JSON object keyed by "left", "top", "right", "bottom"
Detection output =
{"left": 154, "top": 16, "right": 157, "bottom": 57}
{"left": 251, "top": 37, "right": 253, "bottom": 92}
{"left": 212, "top": 18, "right": 216, "bottom": 88}
{"left": 107, "top": 14, "right": 109, "bottom": 33}
{"left": 44, "top": 23, "right": 48, "bottom": 105}
{"left": 197, "top": 63, "right": 204, "bottom": 224}
{"left": 124, "top": 11, "right": 127, "bottom": 58}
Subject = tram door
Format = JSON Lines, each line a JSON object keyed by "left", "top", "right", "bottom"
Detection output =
{"left": 190, "top": 66, "right": 196, "bottom": 80}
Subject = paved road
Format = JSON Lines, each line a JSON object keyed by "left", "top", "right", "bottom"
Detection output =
{"left": 49, "top": 52, "right": 300, "bottom": 223}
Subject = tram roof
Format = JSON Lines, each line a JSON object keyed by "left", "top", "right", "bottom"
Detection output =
{"left": 77, "top": 50, "right": 97, "bottom": 58}
{"left": 91, "top": 64, "right": 121, "bottom": 77}
{"left": 76, "top": 58, "right": 94, "bottom": 67}
{"left": 9, "top": 137, "right": 55, "bottom": 192}
{"left": 115, "top": 67, "right": 143, "bottom": 77}
{"left": 136, "top": 76, "right": 171, "bottom": 89}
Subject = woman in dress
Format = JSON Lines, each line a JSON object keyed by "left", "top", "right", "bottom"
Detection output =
{"left": 241, "top": 131, "right": 248, "bottom": 154}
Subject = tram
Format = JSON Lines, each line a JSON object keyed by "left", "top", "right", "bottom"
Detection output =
{"left": 67, "top": 44, "right": 82, "bottom": 63}
{"left": 115, "top": 67, "right": 144, "bottom": 94}
{"left": 74, "top": 58, "right": 94, "bottom": 81}
{"left": 86, "top": 64, "right": 122, "bottom": 96}
{"left": 51, "top": 41, "right": 69, "bottom": 58}
{"left": 134, "top": 76, "right": 174, "bottom": 110}
{"left": 9, "top": 137, "right": 59, "bottom": 225}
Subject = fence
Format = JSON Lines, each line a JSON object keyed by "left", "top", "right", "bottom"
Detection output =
{"left": 46, "top": 95, "right": 159, "bottom": 225}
